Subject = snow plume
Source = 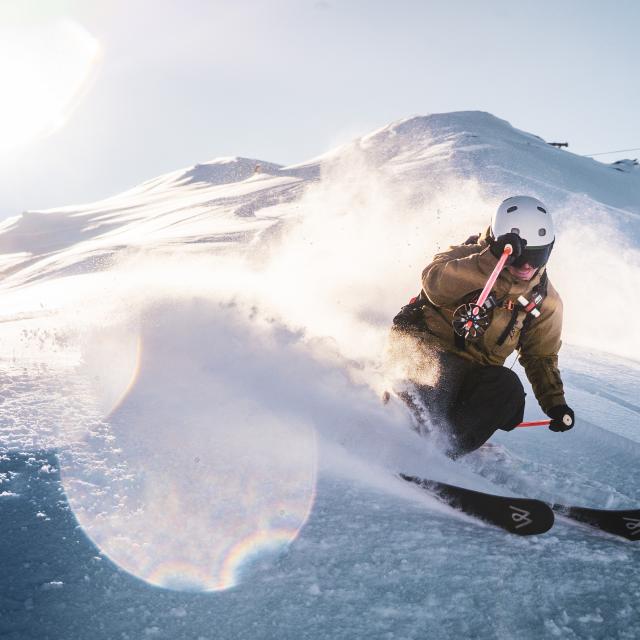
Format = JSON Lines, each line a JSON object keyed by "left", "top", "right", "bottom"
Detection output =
{"left": 258, "top": 146, "right": 491, "bottom": 378}
{"left": 63, "top": 299, "right": 316, "bottom": 591}
{"left": 552, "top": 194, "right": 640, "bottom": 361}
{"left": 61, "top": 292, "right": 448, "bottom": 592}
{"left": 46, "top": 160, "right": 492, "bottom": 594}
{"left": 259, "top": 149, "right": 640, "bottom": 365}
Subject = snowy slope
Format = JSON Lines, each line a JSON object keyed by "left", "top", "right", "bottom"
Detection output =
{"left": 1, "top": 111, "right": 640, "bottom": 639}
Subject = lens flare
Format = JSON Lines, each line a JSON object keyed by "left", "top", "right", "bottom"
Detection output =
{"left": 219, "top": 528, "right": 299, "bottom": 588}
{"left": 60, "top": 303, "right": 318, "bottom": 592}
{"left": 0, "top": 19, "right": 100, "bottom": 151}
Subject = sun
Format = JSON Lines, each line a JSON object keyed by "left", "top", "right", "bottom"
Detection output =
{"left": 0, "top": 19, "right": 100, "bottom": 152}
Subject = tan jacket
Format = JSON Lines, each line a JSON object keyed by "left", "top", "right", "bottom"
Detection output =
{"left": 420, "top": 230, "right": 566, "bottom": 412}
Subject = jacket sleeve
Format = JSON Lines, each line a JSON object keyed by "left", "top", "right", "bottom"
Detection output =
{"left": 421, "top": 245, "right": 500, "bottom": 307}
{"left": 517, "top": 286, "right": 566, "bottom": 413}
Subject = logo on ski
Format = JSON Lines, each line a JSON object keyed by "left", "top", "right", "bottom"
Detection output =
{"left": 623, "top": 517, "right": 640, "bottom": 536}
{"left": 509, "top": 505, "right": 533, "bottom": 529}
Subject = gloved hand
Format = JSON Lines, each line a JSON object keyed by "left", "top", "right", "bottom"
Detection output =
{"left": 547, "top": 404, "right": 575, "bottom": 432}
{"left": 489, "top": 232, "right": 526, "bottom": 264}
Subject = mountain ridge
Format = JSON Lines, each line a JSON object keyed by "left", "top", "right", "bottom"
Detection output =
{"left": 0, "top": 111, "right": 638, "bottom": 288}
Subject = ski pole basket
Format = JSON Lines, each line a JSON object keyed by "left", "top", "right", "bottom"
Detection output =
{"left": 452, "top": 302, "right": 491, "bottom": 339}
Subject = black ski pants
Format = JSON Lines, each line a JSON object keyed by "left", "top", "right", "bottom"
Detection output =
{"left": 412, "top": 347, "right": 526, "bottom": 457}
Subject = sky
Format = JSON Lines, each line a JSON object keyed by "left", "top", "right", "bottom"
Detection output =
{"left": 0, "top": 0, "right": 638, "bottom": 218}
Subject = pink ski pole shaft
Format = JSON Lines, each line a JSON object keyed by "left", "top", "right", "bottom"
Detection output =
{"left": 461, "top": 244, "right": 513, "bottom": 333}
{"left": 517, "top": 419, "right": 551, "bottom": 428}
{"left": 476, "top": 244, "right": 512, "bottom": 308}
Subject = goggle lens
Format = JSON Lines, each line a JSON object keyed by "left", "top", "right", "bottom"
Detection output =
{"left": 512, "top": 243, "right": 553, "bottom": 268}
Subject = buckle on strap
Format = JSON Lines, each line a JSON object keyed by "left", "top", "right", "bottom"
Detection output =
{"left": 517, "top": 294, "right": 543, "bottom": 318}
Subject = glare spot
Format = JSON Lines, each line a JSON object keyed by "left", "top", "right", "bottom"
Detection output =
{"left": 60, "top": 304, "right": 318, "bottom": 592}
{"left": 0, "top": 19, "right": 100, "bottom": 151}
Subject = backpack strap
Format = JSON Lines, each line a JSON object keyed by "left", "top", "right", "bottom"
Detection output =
{"left": 495, "top": 271, "right": 550, "bottom": 347}
{"left": 518, "top": 271, "right": 549, "bottom": 345}
{"left": 496, "top": 306, "right": 521, "bottom": 346}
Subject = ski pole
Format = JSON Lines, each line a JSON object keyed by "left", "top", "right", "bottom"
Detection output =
{"left": 517, "top": 419, "right": 551, "bottom": 428}
{"left": 476, "top": 244, "right": 513, "bottom": 308}
{"left": 453, "top": 244, "right": 513, "bottom": 339}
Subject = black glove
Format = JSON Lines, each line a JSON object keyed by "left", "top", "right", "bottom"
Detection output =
{"left": 489, "top": 233, "right": 526, "bottom": 264}
{"left": 547, "top": 404, "right": 575, "bottom": 432}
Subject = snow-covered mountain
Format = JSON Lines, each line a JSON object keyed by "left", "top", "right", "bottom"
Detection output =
{"left": 1, "top": 111, "right": 638, "bottom": 359}
{"left": 2, "top": 111, "right": 638, "bottom": 279}
{"left": 1, "top": 112, "right": 640, "bottom": 639}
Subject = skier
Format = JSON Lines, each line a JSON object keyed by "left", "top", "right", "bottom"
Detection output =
{"left": 389, "top": 196, "right": 575, "bottom": 457}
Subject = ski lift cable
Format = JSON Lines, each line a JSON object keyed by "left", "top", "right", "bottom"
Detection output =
{"left": 584, "top": 147, "right": 640, "bottom": 157}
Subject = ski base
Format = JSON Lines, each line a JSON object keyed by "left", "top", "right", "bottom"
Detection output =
{"left": 400, "top": 473, "right": 554, "bottom": 536}
{"left": 554, "top": 504, "right": 640, "bottom": 541}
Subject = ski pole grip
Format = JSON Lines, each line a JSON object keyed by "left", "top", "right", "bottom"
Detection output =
{"left": 504, "top": 244, "right": 513, "bottom": 256}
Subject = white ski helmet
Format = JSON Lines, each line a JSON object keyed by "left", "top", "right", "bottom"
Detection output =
{"left": 491, "top": 196, "right": 555, "bottom": 267}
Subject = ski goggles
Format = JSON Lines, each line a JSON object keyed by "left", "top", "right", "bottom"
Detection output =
{"left": 512, "top": 241, "right": 554, "bottom": 268}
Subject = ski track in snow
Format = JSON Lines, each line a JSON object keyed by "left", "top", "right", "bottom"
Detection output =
{"left": 1, "top": 112, "right": 639, "bottom": 639}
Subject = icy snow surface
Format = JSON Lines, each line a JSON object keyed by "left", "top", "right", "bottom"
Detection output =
{"left": 1, "top": 112, "right": 639, "bottom": 639}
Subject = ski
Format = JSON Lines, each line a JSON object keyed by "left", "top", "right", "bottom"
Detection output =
{"left": 553, "top": 504, "right": 640, "bottom": 541}
{"left": 400, "top": 473, "right": 554, "bottom": 536}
